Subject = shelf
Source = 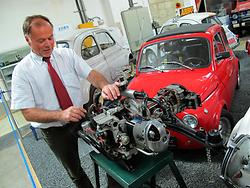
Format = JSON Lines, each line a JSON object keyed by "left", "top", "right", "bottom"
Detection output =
{"left": 0, "top": 61, "right": 18, "bottom": 91}
{"left": 1, "top": 62, "right": 18, "bottom": 70}
{"left": 2, "top": 69, "right": 13, "bottom": 77}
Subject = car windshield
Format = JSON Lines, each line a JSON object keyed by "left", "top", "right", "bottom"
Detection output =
{"left": 139, "top": 37, "right": 210, "bottom": 72}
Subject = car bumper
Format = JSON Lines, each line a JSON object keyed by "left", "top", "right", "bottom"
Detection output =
{"left": 232, "top": 21, "right": 250, "bottom": 28}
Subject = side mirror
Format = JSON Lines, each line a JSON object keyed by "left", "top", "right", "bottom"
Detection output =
{"left": 216, "top": 51, "right": 230, "bottom": 60}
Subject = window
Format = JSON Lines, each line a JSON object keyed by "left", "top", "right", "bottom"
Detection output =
{"left": 160, "top": 24, "right": 178, "bottom": 33}
{"left": 139, "top": 37, "right": 210, "bottom": 71}
{"left": 213, "top": 33, "right": 226, "bottom": 55}
{"left": 81, "top": 35, "right": 100, "bottom": 60}
{"left": 180, "top": 23, "right": 192, "bottom": 27}
{"left": 221, "top": 29, "right": 229, "bottom": 48}
{"left": 95, "top": 32, "right": 115, "bottom": 50}
{"left": 202, "top": 16, "right": 222, "bottom": 25}
{"left": 140, "top": 46, "right": 158, "bottom": 67}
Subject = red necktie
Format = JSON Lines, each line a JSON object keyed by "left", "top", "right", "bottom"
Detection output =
{"left": 43, "top": 57, "right": 73, "bottom": 110}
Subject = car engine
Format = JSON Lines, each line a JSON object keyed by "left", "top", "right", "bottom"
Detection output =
{"left": 78, "top": 80, "right": 222, "bottom": 170}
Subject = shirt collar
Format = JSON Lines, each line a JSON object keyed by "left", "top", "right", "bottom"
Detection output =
{"left": 30, "top": 50, "right": 54, "bottom": 65}
{"left": 30, "top": 51, "right": 44, "bottom": 65}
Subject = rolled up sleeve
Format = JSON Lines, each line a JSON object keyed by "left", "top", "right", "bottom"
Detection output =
{"left": 11, "top": 68, "right": 35, "bottom": 110}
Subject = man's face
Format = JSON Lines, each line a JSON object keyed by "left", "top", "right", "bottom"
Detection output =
{"left": 25, "top": 19, "right": 54, "bottom": 57}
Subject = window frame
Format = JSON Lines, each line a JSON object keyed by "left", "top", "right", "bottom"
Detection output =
{"left": 80, "top": 35, "right": 100, "bottom": 60}
{"left": 94, "top": 32, "right": 116, "bottom": 51}
{"left": 213, "top": 32, "right": 227, "bottom": 63}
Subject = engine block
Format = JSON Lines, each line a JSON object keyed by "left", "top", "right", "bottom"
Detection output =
{"left": 79, "top": 82, "right": 221, "bottom": 171}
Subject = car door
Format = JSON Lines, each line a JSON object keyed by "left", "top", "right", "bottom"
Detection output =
{"left": 213, "top": 31, "right": 236, "bottom": 103}
{"left": 74, "top": 32, "right": 112, "bottom": 82}
{"left": 94, "top": 31, "right": 129, "bottom": 82}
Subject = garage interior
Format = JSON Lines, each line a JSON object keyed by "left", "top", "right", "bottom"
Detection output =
{"left": 1, "top": 0, "right": 250, "bottom": 188}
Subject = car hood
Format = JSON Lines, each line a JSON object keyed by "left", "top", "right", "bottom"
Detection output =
{"left": 128, "top": 70, "right": 218, "bottom": 102}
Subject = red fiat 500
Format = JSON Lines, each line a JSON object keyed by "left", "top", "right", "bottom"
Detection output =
{"left": 128, "top": 23, "right": 240, "bottom": 149}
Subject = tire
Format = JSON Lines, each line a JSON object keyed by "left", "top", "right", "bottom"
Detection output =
{"left": 218, "top": 109, "right": 234, "bottom": 147}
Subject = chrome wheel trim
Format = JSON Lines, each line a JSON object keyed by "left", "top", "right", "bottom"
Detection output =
{"left": 218, "top": 116, "right": 232, "bottom": 146}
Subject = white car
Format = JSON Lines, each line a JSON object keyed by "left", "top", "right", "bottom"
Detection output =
{"left": 159, "top": 12, "right": 240, "bottom": 49}
{"left": 56, "top": 26, "right": 133, "bottom": 106}
{"left": 221, "top": 107, "right": 250, "bottom": 187}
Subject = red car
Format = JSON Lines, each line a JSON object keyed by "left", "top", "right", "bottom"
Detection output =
{"left": 128, "top": 23, "right": 240, "bottom": 149}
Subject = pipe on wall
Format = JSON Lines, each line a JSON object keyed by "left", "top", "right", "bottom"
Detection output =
{"left": 79, "top": 0, "right": 88, "bottom": 23}
{"left": 128, "top": 0, "right": 134, "bottom": 8}
{"left": 74, "top": 0, "right": 88, "bottom": 23}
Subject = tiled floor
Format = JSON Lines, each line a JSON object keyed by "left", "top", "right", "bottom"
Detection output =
{"left": 0, "top": 144, "right": 33, "bottom": 188}
{"left": 0, "top": 107, "right": 35, "bottom": 188}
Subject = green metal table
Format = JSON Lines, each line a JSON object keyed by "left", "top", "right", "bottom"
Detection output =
{"left": 89, "top": 150, "right": 187, "bottom": 188}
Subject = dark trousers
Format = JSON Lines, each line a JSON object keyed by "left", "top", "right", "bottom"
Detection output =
{"left": 41, "top": 122, "right": 93, "bottom": 188}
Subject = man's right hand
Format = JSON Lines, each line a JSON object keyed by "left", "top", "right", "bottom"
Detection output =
{"left": 60, "top": 106, "right": 87, "bottom": 123}
{"left": 21, "top": 107, "right": 87, "bottom": 123}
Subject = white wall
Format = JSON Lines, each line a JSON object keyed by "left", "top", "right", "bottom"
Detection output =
{"left": 0, "top": 0, "right": 150, "bottom": 53}
{"left": 0, "top": 0, "right": 82, "bottom": 53}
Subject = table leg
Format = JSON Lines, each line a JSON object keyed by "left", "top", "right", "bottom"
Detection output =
{"left": 169, "top": 161, "right": 187, "bottom": 188}
{"left": 93, "top": 160, "right": 100, "bottom": 188}
{"left": 150, "top": 175, "right": 156, "bottom": 187}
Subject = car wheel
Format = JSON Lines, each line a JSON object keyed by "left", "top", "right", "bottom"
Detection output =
{"left": 236, "top": 65, "right": 240, "bottom": 89}
{"left": 218, "top": 109, "right": 234, "bottom": 147}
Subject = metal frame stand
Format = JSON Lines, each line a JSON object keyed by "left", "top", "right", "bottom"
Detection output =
{"left": 0, "top": 88, "right": 23, "bottom": 140}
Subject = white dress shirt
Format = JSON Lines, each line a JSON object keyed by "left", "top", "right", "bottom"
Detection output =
{"left": 11, "top": 47, "right": 92, "bottom": 128}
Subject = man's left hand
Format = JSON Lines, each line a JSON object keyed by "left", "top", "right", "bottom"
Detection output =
{"left": 101, "top": 82, "right": 120, "bottom": 100}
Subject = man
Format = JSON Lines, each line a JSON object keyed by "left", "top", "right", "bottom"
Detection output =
{"left": 11, "top": 15, "right": 120, "bottom": 188}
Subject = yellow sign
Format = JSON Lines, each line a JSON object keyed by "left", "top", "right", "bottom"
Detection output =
{"left": 180, "top": 6, "right": 194, "bottom": 17}
{"left": 78, "top": 22, "right": 94, "bottom": 29}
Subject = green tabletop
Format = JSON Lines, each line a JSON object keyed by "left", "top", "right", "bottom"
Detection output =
{"left": 90, "top": 150, "right": 186, "bottom": 188}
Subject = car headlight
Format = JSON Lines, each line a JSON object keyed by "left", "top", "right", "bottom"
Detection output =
{"left": 232, "top": 14, "right": 238, "bottom": 20}
{"left": 183, "top": 114, "right": 198, "bottom": 128}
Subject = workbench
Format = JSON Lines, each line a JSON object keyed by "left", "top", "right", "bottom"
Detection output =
{"left": 89, "top": 150, "right": 187, "bottom": 188}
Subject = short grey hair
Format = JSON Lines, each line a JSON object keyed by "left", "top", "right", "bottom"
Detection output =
{"left": 22, "top": 15, "right": 53, "bottom": 36}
